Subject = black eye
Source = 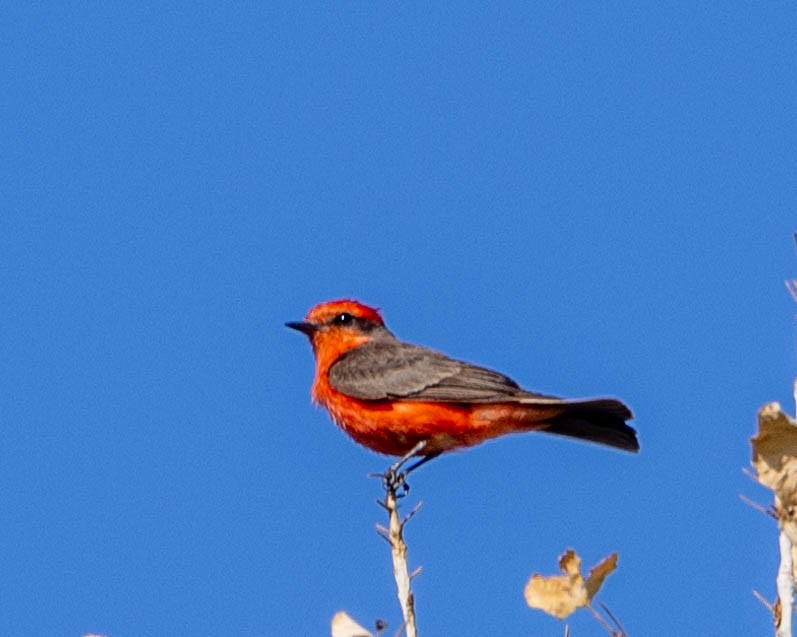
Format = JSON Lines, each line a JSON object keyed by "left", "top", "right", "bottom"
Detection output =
{"left": 333, "top": 312, "right": 355, "bottom": 325}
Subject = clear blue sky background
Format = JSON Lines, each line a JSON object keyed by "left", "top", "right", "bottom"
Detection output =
{"left": 2, "top": 4, "right": 796, "bottom": 636}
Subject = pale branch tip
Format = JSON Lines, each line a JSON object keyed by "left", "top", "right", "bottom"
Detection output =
{"left": 598, "top": 601, "right": 629, "bottom": 637}
{"left": 786, "top": 280, "right": 797, "bottom": 304}
{"left": 401, "top": 503, "right": 423, "bottom": 528}
{"left": 378, "top": 472, "right": 420, "bottom": 637}
{"left": 586, "top": 605, "right": 620, "bottom": 637}
{"left": 752, "top": 589, "right": 776, "bottom": 614}
{"left": 739, "top": 493, "right": 778, "bottom": 519}
{"left": 742, "top": 467, "right": 760, "bottom": 483}
{"left": 375, "top": 524, "right": 390, "bottom": 544}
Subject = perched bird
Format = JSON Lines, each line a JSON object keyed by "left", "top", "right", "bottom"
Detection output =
{"left": 287, "top": 299, "right": 638, "bottom": 467}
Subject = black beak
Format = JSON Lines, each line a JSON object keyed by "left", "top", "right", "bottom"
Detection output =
{"left": 285, "top": 321, "right": 318, "bottom": 336}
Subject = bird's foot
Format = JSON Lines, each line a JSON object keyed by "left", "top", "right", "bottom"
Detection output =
{"left": 381, "top": 466, "right": 410, "bottom": 496}
{"left": 369, "top": 440, "right": 430, "bottom": 496}
{"left": 368, "top": 465, "right": 411, "bottom": 496}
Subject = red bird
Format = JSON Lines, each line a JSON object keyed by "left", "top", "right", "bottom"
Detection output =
{"left": 287, "top": 300, "right": 638, "bottom": 467}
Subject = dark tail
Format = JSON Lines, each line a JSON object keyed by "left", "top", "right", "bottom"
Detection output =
{"left": 542, "top": 398, "right": 639, "bottom": 452}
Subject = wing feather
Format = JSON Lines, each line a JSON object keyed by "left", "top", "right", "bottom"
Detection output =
{"left": 328, "top": 340, "right": 557, "bottom": 402}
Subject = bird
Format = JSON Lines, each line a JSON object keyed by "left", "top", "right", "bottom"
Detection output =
{"left": 286, "top": 299, "right": 638, "bottom": 472}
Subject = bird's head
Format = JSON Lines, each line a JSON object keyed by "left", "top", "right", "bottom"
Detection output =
{"left": 286, "top": 299, "right": 390, "bottom": 359}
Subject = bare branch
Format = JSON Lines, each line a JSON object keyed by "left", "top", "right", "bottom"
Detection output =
{"left": 743, "top": 467, "right": 760, "bottom": 482}
{"left": 391, "top": 621, "right": 407, "bottom": 637}
{"left": 786, "top": 280, "right": 797, "bottom": 304}
{"left": 777, "top": 531, "right": 793, "bottom": 637}
{"left": 739, "top": 494, "right": 778, "bottom": 519}
{"left": 586, "top": 604, "right": 622, "bottom": 636}
{"left": 753, "top": 589, "right": 775, "bottom": 614}
{"left": 599, "top": 601, "right": 629, "bottom": 637}
{"left": 380, "top": 479, "right": 420, "bottom": 637}
{"left": 401, "top": 502, "right": 423, "bottom": 528}
{"left": 375, "top": 524, "right": 390, "bottom": 544}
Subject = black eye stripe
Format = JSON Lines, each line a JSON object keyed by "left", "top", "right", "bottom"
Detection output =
{"left": 329, "top": 312, "right": 379, "bottom": 331}
{"left": 333, "top": 312, "right": 354, "bottom": 325}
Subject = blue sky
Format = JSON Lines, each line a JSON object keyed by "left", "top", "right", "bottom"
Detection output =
{"left": 2, "top": 3, "right": 796, "bottom": 636}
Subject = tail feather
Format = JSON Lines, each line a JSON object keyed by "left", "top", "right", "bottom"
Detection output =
{"left": 541, "top": 398, "right": 639, "bottom": 452}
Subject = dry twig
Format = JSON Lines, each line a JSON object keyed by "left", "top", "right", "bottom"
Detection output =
{"left": 377, "top": 479, "right": 421, "bottom": 637}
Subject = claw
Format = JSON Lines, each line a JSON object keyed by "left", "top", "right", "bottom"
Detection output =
{"left": 369, "top": 440, "right": 434, "bottom": 495}
{"left": 381, "top": 467, "right": 410, "bottom": 495}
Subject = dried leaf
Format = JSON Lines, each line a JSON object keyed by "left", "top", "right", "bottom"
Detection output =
{"left": 751, "top": 402, "right": 797, "bottom": 521}
{"left": 559, "top": 549, "right": 581, "bottom": 576}
{"left": 585, "top": 553, "right": 618, "bottom": 600}
{"left": 331, "top": 611, "right": 374, "bottom": 637}
{"left": 525, "top": 569, "right": 586, "bottom": 618}
{"left": 524, "top": 549, "right": 618, "bottom": 619}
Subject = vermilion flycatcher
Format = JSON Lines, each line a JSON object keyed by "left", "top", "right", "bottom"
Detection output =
{"left": 287, "top": 300, "right": 638, "bottom": 465}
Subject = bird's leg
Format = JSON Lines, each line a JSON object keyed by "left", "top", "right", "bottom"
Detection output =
{"left": 375, "top": 441, "right": 437, "bottom": 495}
{"left": 389, "top": 440, "right": 429, "bottom": 474}
{"left": 403, "top": 451, "right": 442, "bottom": 475}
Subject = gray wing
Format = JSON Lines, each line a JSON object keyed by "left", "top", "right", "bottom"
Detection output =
{"left": 327, "top": 340, "right": 557, "bottom": 402}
